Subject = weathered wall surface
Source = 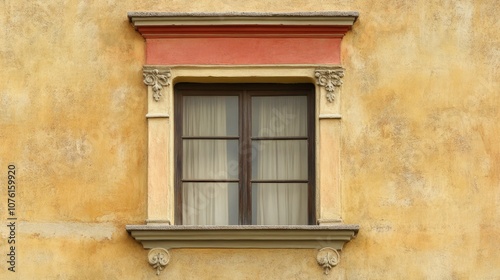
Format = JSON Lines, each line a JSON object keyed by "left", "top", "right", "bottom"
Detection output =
{"left": 0, "top": 0, "right": 498, "bottom": 279}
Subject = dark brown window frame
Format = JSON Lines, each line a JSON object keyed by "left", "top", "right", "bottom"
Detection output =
{"left": 174, "top": 83, "right": 316, "bottom": 225}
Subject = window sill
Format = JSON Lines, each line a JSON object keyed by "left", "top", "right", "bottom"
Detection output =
{"left": 126, "top": 224, "right": 358, "bottom": 249}
{"left": 126, "top": 224, "right": 359, "bottom": 275}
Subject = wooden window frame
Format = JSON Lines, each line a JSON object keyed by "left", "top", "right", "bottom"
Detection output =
{"left": 174, "top": 83, "right": 316, "bottom": 225}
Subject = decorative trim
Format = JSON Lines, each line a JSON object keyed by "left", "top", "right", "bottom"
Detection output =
{"left": 128, "top": 12, "right": 358, "bottom": 40}
{"left": 146, "top": 113, "right": 170, "bottom": 119}
{"left": 318, "top": 114, "right": 342, "bottom": 120}
{"left": 133, "top": 64, "right": 357, "bottom": 275}
{"left": 316, "top": 247, "right": 340, "bottom": 275}
{"left": 128, "top": 12, "right": 359, "bottom": 27}
{"left": 315, "top": 68, "right": 344, "bottom": 102}
{"left": 143, "top": 69, "right": 171, "bottom": 102}
{"left": 128, "top": 225, "right": 357, "bottom": 275}
{"left": 148, "top": 248, "right": 170, "bottom": 276}
{"left": 126, "top": 224, "right": 358, "bottom": 249}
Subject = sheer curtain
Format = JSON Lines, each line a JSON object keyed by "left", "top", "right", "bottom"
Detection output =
{"left": 182, "top": 96, "right": 230, "bottom": 225}
{"left": 253, "top": 96, "right": 308, "bottom": 225}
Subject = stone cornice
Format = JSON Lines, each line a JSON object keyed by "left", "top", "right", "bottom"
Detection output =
{"left": 128, "top": 11, "right": 359, "bottom": 26}
{"left": 128, "top": 12, "right": 358, "bottom": 39}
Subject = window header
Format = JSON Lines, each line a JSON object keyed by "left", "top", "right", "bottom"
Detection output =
{"left": 127, "top": 11, "right": 359, "bottom": 65}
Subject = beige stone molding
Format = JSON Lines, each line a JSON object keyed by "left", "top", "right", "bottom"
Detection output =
{"left": 128, "top": 225, "right": 357, "bottom": 275}
{"left": 316, "top": 247, "right": 340, "bottom": 275}
{"left": 315, "top": 68, "right": 344, "bottom": 102}
{"left": 143, "top": 68, "right": 172, "bottom": 102}
{"left": 131, "top": 64, "right": 358, "bottom": 274}
{"left": 128, "top": 12, "right": 359, "bottom": 28}
{"left": 148, "top": 248, "right": 170, "bottom": 276}
{"left": 139, "top": 64, "right": 350, "bottom": 231}
{"left": 126, "top": 225, "right": 358, "bottom": 249}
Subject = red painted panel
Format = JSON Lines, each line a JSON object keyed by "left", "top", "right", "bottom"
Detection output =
{"left": 146, "top": 38, "right": 341, "bottom": 65}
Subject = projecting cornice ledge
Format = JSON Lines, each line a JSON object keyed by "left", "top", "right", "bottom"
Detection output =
{"left": 128, "top": 11, "right": 359, "bottom": 27}
{"left": 126, "top": 224, "right": 359, "bottom": 275}
{"left": 127, "top": 12, "right": 359, "bottom": 39}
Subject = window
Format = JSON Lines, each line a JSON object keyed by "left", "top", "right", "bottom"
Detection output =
{"left": 126, "top": 12, "right": 360, "bottom": 275}
{"left": 175, "top": 83, "right": 315, "bottom": 225}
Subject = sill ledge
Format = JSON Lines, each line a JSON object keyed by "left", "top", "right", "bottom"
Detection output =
{"left": 126, "top": 224, "right": 359, "bottom": 250}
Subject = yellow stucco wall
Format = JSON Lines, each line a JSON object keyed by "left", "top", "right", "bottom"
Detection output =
{"left": 0, "top": 0, "right": 498, "bottom": 279}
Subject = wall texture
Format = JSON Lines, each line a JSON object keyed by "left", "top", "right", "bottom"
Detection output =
{"left": 0, "top": 0, "right": 498, "bottom": 279}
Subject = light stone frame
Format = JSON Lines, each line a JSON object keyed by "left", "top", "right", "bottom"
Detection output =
{"left": 126, "top": 11, "right": 360, "bottom": 275}
{"left": 143, "top": 64, "right": 345, "bottom": 226}
{"left": 129, "top": 64, "right": 358, "bottom": 275}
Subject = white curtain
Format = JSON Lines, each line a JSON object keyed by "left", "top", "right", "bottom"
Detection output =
{"left": 181, "top": 94, "right": 308, "bottom": 225}
{"left": 253, "top": 96, "right": 308, "bottom": 225}
{"left": 182, "top": 96, "right": 229, "bottom": 225}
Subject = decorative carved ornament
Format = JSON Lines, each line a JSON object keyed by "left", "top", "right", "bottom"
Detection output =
{"left": 143, "top": 69, "right": 171, "bottom": 102}
{"left": 316, "top": 247, "right": 340, "bottom": 275}
{"left": 315, "top": 68, "right": 344, "bottom": 102}
{"left": 148, "top": 248, "right": 170, "bottom": 276}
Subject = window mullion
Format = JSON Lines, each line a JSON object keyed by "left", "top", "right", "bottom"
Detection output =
{"left": 242, "top": 90, "right": 253, "bottom": 225}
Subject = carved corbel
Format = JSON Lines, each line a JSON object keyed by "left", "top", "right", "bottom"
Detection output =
{"left": 314, "top": 68, "right": 344, "bottom": 102}
{"left": 143, "top": 69, "right": 172, "bottom": 102}
{"left": 148, "top": 248, "right": 170, "bottom": 276}
{"left": 316, "top": 247, "right": 340, "bottom": 275}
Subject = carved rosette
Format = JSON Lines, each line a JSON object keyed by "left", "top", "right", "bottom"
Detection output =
{"left": 148, "top": 248, "right": 170, "bottom": 276}
{"left": 315, "top": 68, "right": 344, "bottom": 102}
{"left": 316, "top": 247, "right": 340, "bottom": 275}
{"left": 143, "top": 69, "right": 172, "bottom": 102}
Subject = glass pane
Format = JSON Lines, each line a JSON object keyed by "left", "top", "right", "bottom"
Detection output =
{"left": 183, "top": 140, "right": 238, "bottom": 180}
{"left": 252, "top": 96, "right": 307, "bottom": 137}
{"left": 251, "top": 140, "right": 307, "bottom": 180}
{"left": 252, "top": 183, "right": 308, "bottom": 225}
{"left": 183, "top": 183, "right": 238, "bottom": 225}
{"left": 183, "top": 96, "right": 238, "bottom": 136}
